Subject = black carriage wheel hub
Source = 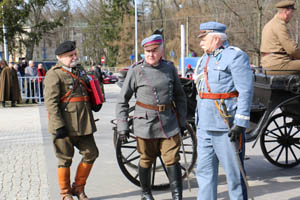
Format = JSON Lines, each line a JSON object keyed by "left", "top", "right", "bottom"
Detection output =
{"left": 277, "top": 135, "right": 295, "bottom": 147}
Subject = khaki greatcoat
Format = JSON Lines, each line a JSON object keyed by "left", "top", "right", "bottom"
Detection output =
{"left": 44, "top": 62, "right": 96, "bottom": 136}
{"left": 0, "top": 66, "right": 22, "bottom": 103}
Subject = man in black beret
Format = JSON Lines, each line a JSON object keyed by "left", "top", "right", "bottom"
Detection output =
{"left": 44, "top": 41, "right": 100, "bottom": 200}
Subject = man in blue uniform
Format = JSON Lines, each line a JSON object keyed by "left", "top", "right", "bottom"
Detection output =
{"left": 193, "top": 22, "right": 253, "bottom": 200}
{"left": 116, "top": 34, "right": 187, "bottom": 200}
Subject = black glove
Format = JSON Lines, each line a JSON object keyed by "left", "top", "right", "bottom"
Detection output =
{"left": 55, "top": 127, "right": 68, "bottom": 139}
{"left": 118, "top": 130, "right": 130, "bottom": 142}
{"left": 180, "top": 127, "right": 186, "bottom": 137}
{"left": 91, "top": 103, "right": 102, "bottom": 112}
{"left": 228, "top": 125, "right": 245, "bottom": 142}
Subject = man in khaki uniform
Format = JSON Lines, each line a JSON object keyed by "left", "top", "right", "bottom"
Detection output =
{"left": 260, "top": 0, "right": 300, "bottom": 75}
{"left": 44, "top": 41, "right": 100, "bottom": 200}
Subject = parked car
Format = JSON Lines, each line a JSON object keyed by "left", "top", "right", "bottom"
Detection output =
{"left": 117, "top": 67, "right": 129, "bottom": 88}
{"left": 34, "top": 61, "right": 56, "bottom": 71}
{"left": 102, "top": 71, "right": 118, "bottom": 84}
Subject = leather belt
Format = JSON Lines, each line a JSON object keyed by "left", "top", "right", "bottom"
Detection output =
{"left": 199, "top": 91, "right": 239, "bottom": 99}
{"left": 261, "top": 52, "right": 287, "bottom": 57}
{"left": 61, "top": 96, "right": 90, "bottom": 103}
{"left": 136, "top": 101, "right": 172, "bottom": 112}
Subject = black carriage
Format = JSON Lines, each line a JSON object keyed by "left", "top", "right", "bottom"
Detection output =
{"left": 246, "top": 70, "right": 300, "bottom": 168}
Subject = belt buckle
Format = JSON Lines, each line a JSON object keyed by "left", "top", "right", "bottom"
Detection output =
{"left": 157, "top": 104, "right": 166, "bottom": 112}
{"left": 199, "top": 92, "right": 203, "bottom": 98}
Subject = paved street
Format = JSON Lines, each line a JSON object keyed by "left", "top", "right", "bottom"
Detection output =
{"left": 1, "top": 83, "right": 300, "bottom": 200}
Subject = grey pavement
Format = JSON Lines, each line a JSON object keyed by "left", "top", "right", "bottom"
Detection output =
{"left": 0, "top": 84, "right": 300, "bottom": 200}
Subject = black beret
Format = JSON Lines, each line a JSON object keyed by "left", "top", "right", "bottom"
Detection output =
{"left": 55, "top": 41, "right": 76, "bottom": 55}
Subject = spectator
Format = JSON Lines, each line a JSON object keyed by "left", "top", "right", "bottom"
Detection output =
{"left": 37, "top": 63, "right": 46, "bottom": 102}
{"left": 94, "top": 62, "right": 105, "bottom": 99}
{"left": 18, "top": 58, "right": 27, "bottom": 93}
{"left": 94, "top": 62, "right": 104, "bottom": 83}
{"left": 0, "top": 60, "right": 22, "bottom": 107}
{"left": 25, "top": 60, "right": 38, "bottom": 103}
{"left": 14, "top": 64, "right": 22, "bottom": 91}
{"left": 185, "top": 64, "right": 194, "bottom": 78}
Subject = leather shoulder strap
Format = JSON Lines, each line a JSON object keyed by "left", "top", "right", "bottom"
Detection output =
{"left": 60, "top": 67, "right": 92, "bottom": 92}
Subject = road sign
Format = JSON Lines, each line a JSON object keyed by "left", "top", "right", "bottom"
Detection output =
{"left": 101, "top": 57, "right": 105, "bottom": 64}
{"left": 170, "top": 50, "right": 175, "bottom": 59}
{"left": 130, "top": 54, "right": 134, "bottom": 61}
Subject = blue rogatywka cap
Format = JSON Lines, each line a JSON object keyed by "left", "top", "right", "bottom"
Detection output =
{"left": 198, "top": 22, "right": 227, "bottom": 38}
{"left": 141, "top": 34, "right": 163, "bottom": 49}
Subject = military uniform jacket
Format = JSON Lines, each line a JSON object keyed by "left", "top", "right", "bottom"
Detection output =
{"left": 194, "top": 42, "right": 253, "bottom": 131}
{"left": 260, "top": 15, "right": 300, "bottom": 69}
{"left": 44, "top": 62, "right": 97, "bottom": 135}
{"left": 116, "top": 60, "right": 187, "bottom": 139}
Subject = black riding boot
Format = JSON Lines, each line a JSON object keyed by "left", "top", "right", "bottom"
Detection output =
{"left": 167, "top": 163, "right": 182, "bottom": 200}
{"left": 139, "top": 165, "right": 154, "bottom": 200}
{"left": 11, "top": 101, "right": 16, "bottom": 107}
{"left": 2, "top": 101, "right": 5, "bottom": 107}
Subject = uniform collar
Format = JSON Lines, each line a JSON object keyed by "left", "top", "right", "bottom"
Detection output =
{"left": 143, "top": 59, "right": 162, "bottom": 68}
{"left": 275, "top": 14, "right": 287, "bottom": 25}
{"left": 57, "top": 61, "right": 73, "bottom": 72}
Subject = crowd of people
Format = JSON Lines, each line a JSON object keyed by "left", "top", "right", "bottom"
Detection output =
{"left": 0, "top": 59, "right": 49, "bottom": 107}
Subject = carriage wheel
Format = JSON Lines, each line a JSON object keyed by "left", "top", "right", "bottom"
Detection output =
{"left": 260, "top": 113, "right": 300, "bottom": 168}
{"left": 115, "top": 121, "right": 197, "bottom": 190}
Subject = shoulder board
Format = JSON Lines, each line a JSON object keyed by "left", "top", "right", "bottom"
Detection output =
{"left": 130, "top": 59, "right": 144, "bottom": 68}
{"left": 228, "top": 46, "right": 242, "bottom": 52}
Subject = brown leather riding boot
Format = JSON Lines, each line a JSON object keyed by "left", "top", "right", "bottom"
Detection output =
{"left": 71, "top": 162, "right": 93, "bottom": 200}
{"left": 58, "top": 167, "right": 74, "bottom": 200}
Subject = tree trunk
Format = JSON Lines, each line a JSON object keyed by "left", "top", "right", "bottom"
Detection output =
{"left": 256, "top": 1, "right": 262, "bottom": 67}
{"left": 25, "top": 41, "right": 35, "bottom": 61}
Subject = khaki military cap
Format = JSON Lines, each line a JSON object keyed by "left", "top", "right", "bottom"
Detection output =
{"left": 275, "top": 0, "right": 296, "bottom": 9}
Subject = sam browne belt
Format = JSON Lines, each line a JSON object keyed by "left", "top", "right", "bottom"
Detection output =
{"left": 136, "top": 101, "right": 172, "bottom": 112}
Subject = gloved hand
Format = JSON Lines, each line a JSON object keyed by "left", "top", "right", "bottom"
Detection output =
{"left": 55, "top": 127, "right": 68, "bottom": 139}
{"left": 228, "top": 125, "right": 245, "bottom": 142}
{"left": 91, "top": 103, "right": 102, "bottom": 112}
{"left": 118, "top": 130, "right": 130, "bottom": 142}
{"left": 180, "top": 127, "right": 186, "bottom": 137}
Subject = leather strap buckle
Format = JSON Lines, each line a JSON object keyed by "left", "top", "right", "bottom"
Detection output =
{"left": 157, "top": 104, "right": 166, "bottom": 112}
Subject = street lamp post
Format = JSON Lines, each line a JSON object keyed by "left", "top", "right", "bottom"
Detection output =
{"left": 135, "top": 0, "right": 138, "bottom": 62}
{"left": 2, "top": 5, "right": 8, "bottom": 61}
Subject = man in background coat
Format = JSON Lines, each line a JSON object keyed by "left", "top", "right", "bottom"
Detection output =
{"left": 116, "top": 34, "right": 187, "bottom": 200}
{"left": 260, "top": 0, "right": 300, "bottom": 74}
{"left": 44, "top": 41, "right": 100, "bottom": 200}
{"left": 0, "top": 60, "right": 21, "bottom": 107}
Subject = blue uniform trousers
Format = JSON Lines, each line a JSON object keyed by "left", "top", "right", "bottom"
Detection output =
{"left": 196, "top": 128, "right": 248, "bottom": 200}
